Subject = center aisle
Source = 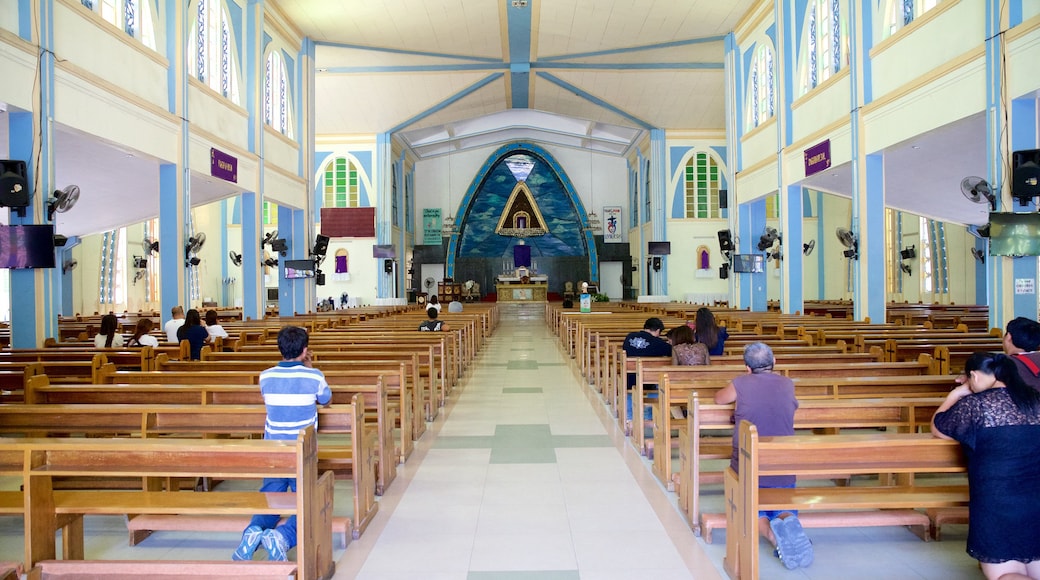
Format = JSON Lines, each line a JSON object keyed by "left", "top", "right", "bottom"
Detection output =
{"left": 335, "top": 303, "right": 720, "bottom": 579}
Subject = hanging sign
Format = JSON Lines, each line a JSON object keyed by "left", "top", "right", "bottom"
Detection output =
{"left": 603, "top": 206, "right": 623, "bottom": 243}
{"left": 210, "top": 148, "right": 238, "bottom": 183}
{"left": 803, "top": 140, "right": 831, "bottom": 177}
{"left": 423, "top": 208, "right": 442, "bottom": 245}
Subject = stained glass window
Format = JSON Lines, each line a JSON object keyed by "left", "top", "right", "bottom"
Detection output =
{"left": 124, "top": 0, "right": 135, "bottom": 37}
{"left": 264, "top": 51, "right": 294, "bottom": 138}
{"left": 683, "top": 153, "right": 721, "bottom": 219}
{"left": 323, "top": 158, "right": 360, "bottom": 208}
{"left": 190, "top": 0, "right": 241, "bottom": 105}
{"left": 79, "top": 0, "right": 153, "bottom": 49}
{"left": 799, "top": 0, "right": 848, "bottom": 96}
{"left": 882, "top": 0, "right": 944, "bottom": 40}
{"left": 746, "top": 43, "right": 775, "bottom": 130}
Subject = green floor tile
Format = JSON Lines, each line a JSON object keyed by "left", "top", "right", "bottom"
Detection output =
{"left": 503, "top": 387, "right": 543, "bottom": 393}
{"left": 507, "top": 360, "right": 540, "bottom": 370}
{"left": 489, "top": 446, "right": 557, "bottom": 463}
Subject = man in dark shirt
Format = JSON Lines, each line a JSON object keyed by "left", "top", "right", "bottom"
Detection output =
{"left": 418, "top": 307, "right": 446, "bottom": 331}
{"left": 623, "top": 317, "right": 672, "bottom": 424}
{"left": 715, "top": 342, "right": 812, "bottom": 570}
{"left": 1004, "top": 317, "right": 1040, "bottom": 391}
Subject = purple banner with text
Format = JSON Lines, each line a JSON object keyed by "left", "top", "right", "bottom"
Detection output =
{"left": 803, "top": 140, "right": 831, "bottom": 177}
{"left": 210, "top": 148, "right": 238, "bottom": 183}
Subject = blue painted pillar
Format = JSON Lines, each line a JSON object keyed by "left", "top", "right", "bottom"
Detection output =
{"left": 293, "top": 208, "right": 308, "bottom": 314}
{"left": 815, "top": 190, "right": 826, "bottom": 300}
{"left": 277, "top": 205, "right": 294, "bottom": 315}
{"left": 240, "top": 191, "right": 261, "bottom": 320}
{"left": 9, "top": 111, "right": 49, "bottom": 346}
{"left": 375, "top": 132, "right": 393, "bottom": 299}
{"left": 782, "top": 185, "right": 804, "bottom": 314}
{"left": 1011, "top": 97, "right": 1038, "bottom": 320}
{"left": 985, "top": 0, "right": 1006, "bottom": 327}
{"left": 854, "top": 153, "right": 886, "bottom": 323}
{"left": 220, "top": 200, "right": 229, "bottom": 305}
{"left": 745, "top": 199, "right": 768, "bottom": 312}
{"left": 60, "top": 237, "right": 80, "bottom": 317}
{"left": 650, "top": 129, "right": 667, "bottom": 296}
{"left": 159, "top": 164, "right": 185, "bottom": 325}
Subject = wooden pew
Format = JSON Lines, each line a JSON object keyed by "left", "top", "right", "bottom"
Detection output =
{"left": 4, "top": 427, "right": 334, "bottom": 579}
{"left": 0, "top": 400, "right": 376, "bottom": 541}
{"left": 676, "top": 392, "right": 944, "bottom": 539}
{"left": 29, "top": 375, "right": 400, "bottom": 495}
{"left": 723, "top": 422, "right": 967, "bottom": 579}
{"left": 28, "top": 560, "right": 297, "bottom": 579}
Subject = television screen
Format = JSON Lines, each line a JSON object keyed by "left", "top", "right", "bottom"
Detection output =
{"left": 284, "top": 259, "right": 316, "bottom": 279}
{"left": 373, "top": 244, "right": 396, "bottom": 259}
{"left": 267, "top": 288, "right": 278, "bottom": 301}
{"left": 989, "top": 212, "right": 1040, "bottom": 256}
{"left": 0, "top": 224, "right": 56, "bottom": 269}
{"left": 648, "top": 241, "right": 671, "bottom": 255}
{"left": 731, "top": 254, "right": 765, "bottom": 273}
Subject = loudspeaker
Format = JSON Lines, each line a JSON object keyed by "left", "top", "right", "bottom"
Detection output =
{"left": 719, "top": 263, "right": 729, "bottom": 279}
{"left": 719, "top": 189, "right": 728, "bottom": 210}
{"left": 316, "top": 271, "right": 326, "bottom": 286}
{"left": 384, "top": 259, "right": 393, "bottom": 273}
{"left": 1012, "top": 149, "right": 1040, "bottom": 206}
{"left": 977, "top": 224, "right": 991, "bottom": 238}
{"left": 717, "top": 230, "right": 734, "bottom": 252}
{"left": 652, "top": 256, "right": 661, "bottom": 271}
{"left": 270, "top": 238, "right": 288, "bottom": 255}
{"left": 53, "top": 235, "right": 69, "bottom": 247}
{"left": 312, "top": 234, "right": 330, "bottom": 256}
{"left": 0, "top": 160, "right": 29, "bottom": 214}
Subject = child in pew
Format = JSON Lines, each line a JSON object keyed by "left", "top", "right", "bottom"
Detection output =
{"left": 932, "top": 352, "right": 1040, "bottom": 580}
{"left": 714, "top": 342, "right": 813, "bottom": 570}
{"left": 233, "top": 325, "right": 332, "bottom": 562}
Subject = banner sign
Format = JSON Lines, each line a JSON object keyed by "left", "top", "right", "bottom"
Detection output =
{"left": 603, "top": 206, "right": 623, "bottom": 243}
{"left": 210, "top": 148, "right": 238, "bottom": 183}
{"left": 422, "top": 208, "right": 442, "bottom": 245}
{"left": 803, "top": 140, "right": 831, "bottom": 177}
{"left": 580, "top": 293, "right": 592, "bottom": 313}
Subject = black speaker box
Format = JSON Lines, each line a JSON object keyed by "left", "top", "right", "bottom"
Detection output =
{"left": 719, "top": 188, "right": 728, "bottom": 210}
{"left": 313, "top": 234, "right": 330, "bottom": 256}
{"left": 0, "top": 160, "right": 29, "bottom": 211}
{"left": 719, "top": 263, "right": 729, "bottom": 279}
{"left": 652, "top": 256, "right": 661, "bottom": 271}
{"left": 1012, "top": 149, "right": 1040, "bottom": 205}
{"left": 717, "top": 230, "right": 734, "bottom": 252}
{"left": 316, "top": 271, "right": 326, "bottom": 286}
{"left": 384, "top": 259, "right": 393, "bottom": 273}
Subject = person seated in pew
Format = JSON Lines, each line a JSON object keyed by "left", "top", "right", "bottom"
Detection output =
{"left": 234, "top": 325, "right": 331, "bottom": 562}
{"left": 205, "top": 309, "right": 230, "bottom": 341}
{"left": 126, "top": 318, "right": 158, "bottom": 347}
{"left": 714, "top": 342, "right": 813, "bottom": 570}
{"left": 932, "top": 352, "right": 1040, "bottom": 580}
{"left": 94, "top": 313, "right": 125, "bottom": 348}
{"left": 691, "top": 307, "right": 728, "bottom": 357}
{"left": 176, "top": 309, "right": 210, "bottom": 361}
{"left": 164, "top": 305, "right": 185, "bottom": 343}
{"left": 418, "top": 307, "right": 447, "bottom": 332}
{"left": 667, "top": 324, "right": 710, "bottom": 366}
{"left": 428, "top": 295, "right": 442, "bottom": 313}
{"left": 623, "top": 317, "right": 672, "bottom": 423}
{"left": 1003, "top": 317, "right": 1040, "bottom": 392}
{"left": 447, "top": 299, "right": 464, "bottom": 313}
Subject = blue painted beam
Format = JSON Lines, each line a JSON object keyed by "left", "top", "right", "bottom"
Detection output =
{"left": 533, "top": 62, "right": 723, "bottom": 70}
{"left": 506, "top": 0, "right": 532, "bottom": 108}
{"left": 322, "top": 63, "right": 508, "bottom": 74}
{"left": 536, "top": 72, "right": 654, "bottom": 130}
{"left": 539, "top": 35, "right": 726, "bottom": 62}
{"left": 314, "top": 40, "right": 502, "bottom": 63}
{"left": 389, "top": 73, "right": 503, "bottom": 134}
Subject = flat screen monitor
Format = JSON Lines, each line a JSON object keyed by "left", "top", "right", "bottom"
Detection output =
{"left": 267, "top": 288, "right": 278, "bottom": 301}
{"left": 648, "top": 241, "right": 671, "bottom": 255}
{"left": 283, "top": 259, "right": 316, "bottom": 279}
{"left": 0, "top": 224, "right": 55, "bottom": 269}
{"left": 989, "top": 212, "right": 1040, "bottom": 256}
{"left": 731, "top": 254, "right": 765, "bottom": 273}
{"left": 373, "top": 245, "right": 396, "bottom": 259}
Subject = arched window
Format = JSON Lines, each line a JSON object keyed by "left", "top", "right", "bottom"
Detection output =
{"left": 745, "top": 42, "right": 775, "bottom": 130}
{"left": 79, "top": 0, "right": 157, "bottom": 50}
{"left": 880, "top": 0, "right": 941, "bottom": 40}
{"left": 322, "top": 157, "right": 361, "bottom": 208}
{"left": 683, "top": 152, "right": 721, "bottom": 219}
{"left": 262, "top": 201, "right": 278, "bottom": 226}
{"left": 391, "top": 166, "right": 399, "bottom": 226}
{"left": 190, "top": 0, "right": 241, "bottom": 105}
{"left": 644, "top": 159, "right": 652, "bottom": 221}
{"left": 798, "top": 0, "right": 847, "bottom": 96}
{"left": 264, "top": 50, "right": 293, "bottom": 138}
{"left": 765, "top": 193, "right": 780, "bottom": 219}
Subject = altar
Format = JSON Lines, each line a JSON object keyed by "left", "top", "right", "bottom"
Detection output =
{"left": 496, "top": 282, "right": 548, "bottom": 302}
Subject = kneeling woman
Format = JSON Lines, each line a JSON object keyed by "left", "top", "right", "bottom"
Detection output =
{"left": 932, "top": 352, "right": 1040, "bottom": 580}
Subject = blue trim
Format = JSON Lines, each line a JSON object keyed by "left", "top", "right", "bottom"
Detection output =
{"left": 1010, "top": 0, "right": 1023, "bottom": 27}
{"left": 536, "top": 72, "right": 654, "bottom": 130}
{"left": 727, "top": 33, "right": 743, "bottom": 170}
{"left": 668, "top": 146, "right": 687, "bottom": 219}
{"left": 376, "top": 133, "right": 391, "bottom": 299}
{"left": 816, "top": 190, "right": 825, "bottom": 299}
{"left": 277, "top": 205, "right": 293, "bottom": 314}
{"left": 314, "top": 40, "right": 503, "bottom": 63}
{"left": 159, "top": 164, "right": 182, "bottom": 326}
{"left": 533, "top": 62, "right": 723, "bottom": 70}
{"left": 9, "top": 111, "right": 37, "bottom": 347}
{"left": 1011, "top": 97, "right": 1038, "bottom": 319}
{"left": 864, "top": 154, "right": 885, "bottom": 323}
{"left": 297, "top": 40, "right": 311, "bottom": 177}
{"left": 444, "top": 143, "right": 600, "bottom": 284}
{"left": 352, "top": 150, "right": 373, "bottom": 207}
{"left": 18, "top": 0, "right": 31, "bottom": 40}
{"left": 539, "top": 35, "right": 726, "bottom": 62}
{"left": 860, "top": 0, "right": 873, "bottom": 104}
{"left": 985, "top": 0, "right": 1003, "bottom": 326}
{"left": 166, "top": 0, "right": 178, "bottom": 112}
{"left": 650, "top": 130, "right": 667, "bottom": 295}
{"left": 785, "top": 185, "right": 804, "bottom": 314}
{"left": 220, "top": 199, "right": 229, "bottom": 300}
{"left": 389, "top": 74, "right": 503, "bottom": 133}
{"left": 779, "top": 1, "right": 795, "bottom": 146}
{"left": 241, "top": 191, "right": 260, "bottom": 320}
{"left": 506, "top": 0, "right": 532, "bottom": 108}
{"left": 225, "top": 0, "right": 243, "bottom": 67}
{"left": 245, "top": 0, "right": 261, "bottom": 153}
{"left": 323, "top": 63, "right": 508, "bottom": 74}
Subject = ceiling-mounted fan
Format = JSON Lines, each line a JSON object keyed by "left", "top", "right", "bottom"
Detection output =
{"left": 961, "top": 176, "right": 997, "bottom": 211}
{"left": 971, "top": 247, "right": 986, "bottom": 264}
{"left": 261, "top": 230, "right": 279, "bottom": 249}
{"left": 263, "top": 256, "right": 279, "bottom": 268}
{"left": 229, "top": 251, "right": 243, "bottom": 267}
{"left": 900, "top": 263, "right": 912, "bottom": 275}
{"left": 132, "top": 269, "right": 146, "bottom": 285}
{"left": 835, "top": 227, "right": 858, "bottom": 260}
{"left": 757, "top": 227, "right": 780, "bottom": 252}
{"left": 802, "top": 239, "right": 816, "bottom": 256}
{"left": 47, "top": 185, "right": 80, "bottom": 221}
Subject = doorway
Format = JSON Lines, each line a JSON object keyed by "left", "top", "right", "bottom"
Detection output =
{"left": 600, "top": 262, "right": 623, "bottom": 300}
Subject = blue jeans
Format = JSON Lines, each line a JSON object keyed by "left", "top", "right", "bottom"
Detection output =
{"left": 760, "top": 482, "right": 797, "bottom": 520}
{"left": 246, "top": 477, "right": 297, "bottom": 547}
{"left": 626, "top": 389, "right": 658, "bottom": 421}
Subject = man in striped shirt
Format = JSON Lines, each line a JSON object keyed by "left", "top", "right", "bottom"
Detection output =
{"left": 233, "top": 325, "right": 331, "bottom": 562}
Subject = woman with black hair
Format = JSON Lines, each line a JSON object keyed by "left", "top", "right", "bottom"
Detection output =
{"left": 94, "top": 313, "right": 124, "bottom": 348}
{"left": 176, "top": 308, "right": 210, "bottom": 360}
{"left": 932, "top": 352, "right": 1040, "bottom": 580}
{"left": 692, "top": 307, "right": 728, "bottom": 356}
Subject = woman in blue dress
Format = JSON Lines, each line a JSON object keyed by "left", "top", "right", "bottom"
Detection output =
{"left": 932, "top": 352, "right": 1040, "bottom": 580}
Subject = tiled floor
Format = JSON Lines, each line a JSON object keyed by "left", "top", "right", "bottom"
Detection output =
{"left": 0, "top": 303, "right": 986, "bottom": 578}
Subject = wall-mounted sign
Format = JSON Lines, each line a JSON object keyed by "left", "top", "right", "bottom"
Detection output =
{"left": 210, "top": 148, "right": 237, "bottom": 183}
{"left": 603, "top": 206, "right": 623, "bottom": 243}
{"left": 1015, "top": 278, "right": 1035, "bottom": 295}
{"left": 423, "top": 208, "right": 442, "bottom": 245}
{"left": 803, "top": 139, "right": 831, "bottom": 177}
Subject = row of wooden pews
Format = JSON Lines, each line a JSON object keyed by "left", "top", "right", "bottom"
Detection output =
{"left": 548, "top": 301, "right": 994, "bottom": 580}
{"left": 3, "top": 303, "right": 497, "bottom": 578}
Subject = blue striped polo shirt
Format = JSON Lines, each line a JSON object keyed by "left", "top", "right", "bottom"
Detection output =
{"left": 259, "top": 361, "right": 332, "bottom": 440}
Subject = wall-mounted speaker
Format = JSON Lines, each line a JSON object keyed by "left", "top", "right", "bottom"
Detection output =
{"left": 652, "top": 256, "right": 661, "bottom": 271}
{"left": 0, "top": 160, "right": 29, "bottom": 215}
{"left": 717, "top": 230, "right": 734, "bottom": 252}
{"left": 719, "top": 263, "right": 729, "bottom": 279}
{"left": 383, "top": 259, "right": 393, "bottom": 273}
{"left": 316, "top": 271, "right": 326, "bottom": 286}
{"left": 719, "top": 188, "right": 728, "bottom": 210}
{"left": 1012, "top": 149, "right": 1040, "bottom": 206}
